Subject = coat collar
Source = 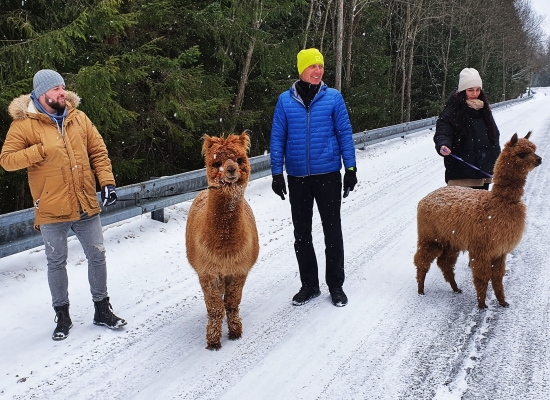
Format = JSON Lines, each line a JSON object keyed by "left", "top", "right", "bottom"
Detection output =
{"left": 8, "top": 91, "right": 81, "bottom": 121}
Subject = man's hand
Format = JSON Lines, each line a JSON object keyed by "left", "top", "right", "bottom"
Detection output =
{"left": 101, "top": 185, "right": 117, "bottom": 207}
{"left": 271, "top": 174, "right": 287, "bottom": 200}
{"left": 343, "top": 167, "right": 357, "bottom": 198}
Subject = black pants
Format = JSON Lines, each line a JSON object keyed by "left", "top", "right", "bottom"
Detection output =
{"left": 287, "top": 171, "right": 345, "bottom": 289}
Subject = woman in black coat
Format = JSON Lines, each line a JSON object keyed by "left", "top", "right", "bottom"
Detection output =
{"left": 434, "top": 68, "right": 501, "bottom": 189}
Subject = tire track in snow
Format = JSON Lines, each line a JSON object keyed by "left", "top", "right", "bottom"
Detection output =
{"left": 458, "top": 122, "right": 550, "bottom": 400}
{"left": 316, "top": 100, "right": 550, "bottom": 400}
{"left": 133, "top": 134, "right": 444, "bottom": 399}
{"left": 5, "top": 96, "right": 550, "bottom": 400}
{"left": 431, "top": 101, "right": 550, "bottom": 400}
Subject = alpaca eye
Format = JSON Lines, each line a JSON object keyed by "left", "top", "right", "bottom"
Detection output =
{"left": 517, "top": 153, "right": 528, "bottom": 159}
{"left": 237, "top": 158, "right": 244, "bottom": 165}
{"left": 212, "top": 161, "right": 222, "bottom": 168}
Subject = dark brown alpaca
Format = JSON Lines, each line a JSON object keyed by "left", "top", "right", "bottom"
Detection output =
{"left": 414, "top": 132, "right": 542, "bottom": 308}
{"left": 186, "top": 131, "right": 259, "bottom": 350}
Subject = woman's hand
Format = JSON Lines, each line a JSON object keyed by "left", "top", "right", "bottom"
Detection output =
{"left": 440, "top": 145, "right": 451, "bottom": 156}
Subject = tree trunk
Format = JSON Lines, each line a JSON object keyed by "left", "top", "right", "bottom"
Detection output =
{"left": 320, "top": 0, "right": 333, "bottom": 52}
{"left": 400, "top": 1, "right": 410, "bottom": 122}
{"left": 502, "top": 37, "right": 506, "bottom": 101}
{"left": 233, "top": 0, "right": 263, "bottom": 119}
{"left": 303, "top": 0, "right": 316, "bottom": 48}
{"left": 406, "top": 24, "right": 418, "bottom": 122}
{"left": 234, "top": 36, "right": 256, "bottom": 116}
{"left": 335, "top": 0, "right": 344, "bottom": 91}
{"left": 344, "top": 0, "right": 356, "bottom": 89}
{"left": 441, "top": 2, "right": 454, "bottom": 102}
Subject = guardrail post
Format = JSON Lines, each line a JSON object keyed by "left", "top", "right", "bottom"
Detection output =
{"left": 152, "top": 208, "right": 165, "bottom": 223}
{"left": 149, "top": 177, "right": 166, "bottom": 223}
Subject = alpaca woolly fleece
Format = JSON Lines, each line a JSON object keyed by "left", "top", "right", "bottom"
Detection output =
{"left": 414, "top": 132, "right": 541, "bottom": 309}
{"left": 186, "top": 131, "right": 259, "bottom": 350}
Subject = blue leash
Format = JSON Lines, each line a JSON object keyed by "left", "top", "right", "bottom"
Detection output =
{"left": 449, "top": 154, "right": 493, "bottom": 178}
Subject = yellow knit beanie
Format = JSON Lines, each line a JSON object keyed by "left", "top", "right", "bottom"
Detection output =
{"left": 297, "top": 48, "right": 324, "bottom": 75}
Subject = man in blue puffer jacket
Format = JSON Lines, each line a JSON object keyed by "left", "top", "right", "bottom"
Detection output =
{"left": 270, "top": 48, "right": 357, "bottom": 308}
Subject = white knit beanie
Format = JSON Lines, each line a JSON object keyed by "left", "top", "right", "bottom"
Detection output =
{"left": 458, "top": 68, "right": 482, "bottom": 92}
{"left": 33, "top": 69, "right": 65, "bottom": 98}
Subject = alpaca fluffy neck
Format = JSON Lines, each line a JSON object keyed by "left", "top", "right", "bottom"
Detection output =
{"left": 205, "top": 185, "right": 247, "bottom": 238}
{"left": 490, "top": 173, "right": 526, "bottom": 203}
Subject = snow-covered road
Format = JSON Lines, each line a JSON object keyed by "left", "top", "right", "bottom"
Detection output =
{"left": 1, "top": 89, "right": 550, "bottom": 400}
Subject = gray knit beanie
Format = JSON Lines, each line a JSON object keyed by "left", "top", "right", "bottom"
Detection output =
{"left": 458, "top": 68, "right": 482, "bottom": 92}
{"left": 33, "top": 69, "right": 65, "bottom": 98}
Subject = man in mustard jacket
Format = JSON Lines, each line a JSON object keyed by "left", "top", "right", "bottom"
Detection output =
{"left": 0, "top": 69, "right": 126, "bottom": 340}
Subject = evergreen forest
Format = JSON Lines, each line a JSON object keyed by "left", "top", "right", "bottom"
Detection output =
{"left": 1, "top": 0, "right": 549, "bottom": 214}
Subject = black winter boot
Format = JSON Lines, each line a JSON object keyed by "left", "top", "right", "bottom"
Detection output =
{"left": 292, "top": 285, "right": 321, "bottom": 306}
{"left": 329, "top": 287, "right": 348, "bottom": 307}
{"left": 93, "top": 297, "right": 127, "bottom": 329}
{"left": 52, "top": 304, "right": 73, "bottom": 341}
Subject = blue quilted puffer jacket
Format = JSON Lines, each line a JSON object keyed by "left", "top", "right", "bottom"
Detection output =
{"left": 270, "top": 82, "right": 356, "bottom": 177}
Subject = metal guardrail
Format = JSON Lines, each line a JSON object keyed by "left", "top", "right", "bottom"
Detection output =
{"left": 0, "top": 95, "right": 532, "bottom": 258}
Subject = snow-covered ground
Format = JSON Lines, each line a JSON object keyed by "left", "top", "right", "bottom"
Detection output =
{"left": 1, "top": 88, "right": 550, "bottom": 400}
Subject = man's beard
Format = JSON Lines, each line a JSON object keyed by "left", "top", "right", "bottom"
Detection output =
{"left": 45, "top": 95, "right": 66, "bottom": 112}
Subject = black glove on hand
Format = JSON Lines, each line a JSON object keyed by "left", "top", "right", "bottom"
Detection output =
{"left": 272, "top": 174, "right": 287, "bottom": 200}
{"left": 101, "top": 185, "right": 117, "bottom": 207}
{"left": 343, "top": 167, "right": 357, "bottom": 198}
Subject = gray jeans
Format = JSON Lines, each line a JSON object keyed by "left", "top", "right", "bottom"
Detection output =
{"left": 40, "top": 212, "right": 108, "bottom": 307}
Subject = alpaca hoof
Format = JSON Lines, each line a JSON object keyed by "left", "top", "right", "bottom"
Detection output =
{"left": 206, "top": 342, "right": 221, "bottom": 351}
{"left": 453, "top": 288, "right": 462, "bottom": 294}
{"left": 228, "top": 332, "right": 242, "bottom": 341}
{"left": 478, "top": 303, "right": 488, "bottom": 309}
{"left": 418, "top": 291, "right": 425, "bottom": 296}
{"left": 499, "top": 301, "right": 510, "bottom": 307}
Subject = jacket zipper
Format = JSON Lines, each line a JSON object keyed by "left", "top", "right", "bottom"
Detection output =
{"left": 292, "top": 85, "right": 319, "bottom": 176}
{"left": 306, "top": 110, "right": 311, "bottom": 176}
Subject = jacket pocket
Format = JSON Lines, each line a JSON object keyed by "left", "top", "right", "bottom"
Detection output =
{"left": 38, "top": 175, "right": 72, "bottom": 217}
{"left": 82, "top": 168, "right": 100, "bottom": 209}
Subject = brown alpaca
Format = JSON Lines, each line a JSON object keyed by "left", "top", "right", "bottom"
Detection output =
{"left": 186, "top": 131, "right": 259, "bottom": 350}
{"left": 414, "top": 132, "right": 542, "bottom": 309}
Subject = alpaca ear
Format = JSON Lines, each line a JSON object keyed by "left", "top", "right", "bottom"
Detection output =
{"left": 201, "top": 134, "right": 215, "bottom": 156}
{"left": 524, "top": 131, "right": 532, "bottom": 140}
{"left": 239, "top": 130, "right": 251, "bottom": 152}
{"left": 510, "top": 133, "right": 518, "bottom": 146}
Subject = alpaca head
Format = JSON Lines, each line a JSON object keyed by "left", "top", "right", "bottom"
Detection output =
{"left": 493, "top": 132, "right": 542, "bottom": 184}
{"left": 201, "top": 131, "right": 252, "bottom": 190}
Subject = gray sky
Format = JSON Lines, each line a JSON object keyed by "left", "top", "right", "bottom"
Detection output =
{"left": 530, "top": 0, "right": 550, "bottom": 39}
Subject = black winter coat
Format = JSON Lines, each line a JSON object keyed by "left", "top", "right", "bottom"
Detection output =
{"left": 434, "top": 90, "right": 501, "bottom": 183}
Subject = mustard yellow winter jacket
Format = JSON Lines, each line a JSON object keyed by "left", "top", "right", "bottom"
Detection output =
{"left": 0, "top": 92, "right": 115, "bottom": 229}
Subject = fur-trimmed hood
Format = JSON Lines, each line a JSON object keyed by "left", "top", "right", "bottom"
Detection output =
{"left": 8, "top": 91, "right": 81, "bottom": 121}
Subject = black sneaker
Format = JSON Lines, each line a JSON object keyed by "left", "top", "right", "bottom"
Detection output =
{"left": 329, "top": 287, "right": 348, "bottom": 307}
{"left": 292, "top": 285, "right": 321, "bottom": 306}
{"left": 52, "top": 304, "right": 73, "bottom": 341}
{"left": 93, "top": 297, "right": 127, "bottom": 329}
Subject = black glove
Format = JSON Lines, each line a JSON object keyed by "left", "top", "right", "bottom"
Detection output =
{"left": 271, "top": 174, "right": 287, "bottom": 200}
{"left": 343, "top": 167, "right": 357, "bottom": 198}
{"left": 101, "top": 185, "right": 117, "bottom": 207}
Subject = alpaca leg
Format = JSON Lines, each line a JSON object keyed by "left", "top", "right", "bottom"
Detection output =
{"left": 470, "top": 257, "right": 491, "bottom": 309}
{"left": 224, "top": 274, "right": 248, "bottom": 340}
{"left": 436, "top": 246, "right": 462, "bottom": 293}
{"left": 414, "top": 240, "right": 443, "bottom": 295}
{"left": 198, "top": 274, "right": 225, "bottom": 350}
{"left": 491, "top": 254, "right": 509, "bottom": 307}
